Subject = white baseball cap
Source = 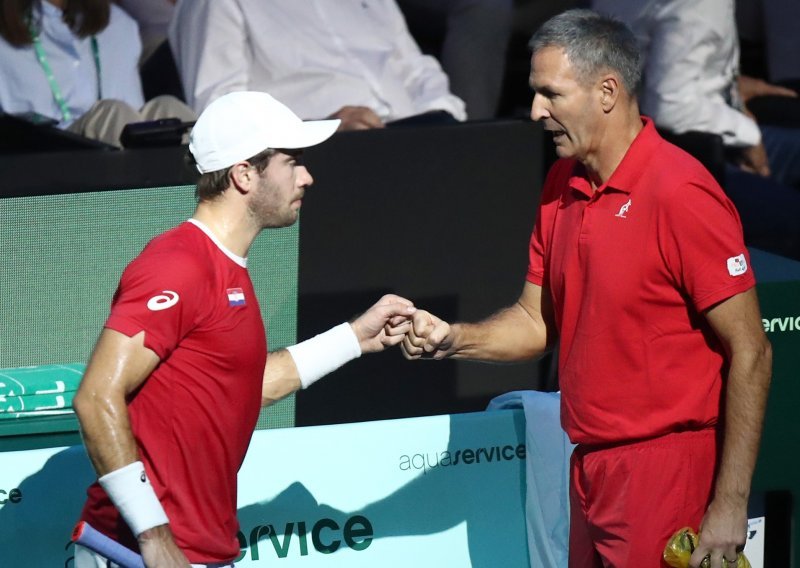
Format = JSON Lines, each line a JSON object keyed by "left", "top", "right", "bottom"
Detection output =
{"left": 189, "top": 91, "right": 340, "bottom": 173}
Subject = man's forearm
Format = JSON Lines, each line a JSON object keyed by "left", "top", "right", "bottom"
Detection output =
{"left": 449, "top": 303, "right": 551, "bottom": 363}
{"left": 713, "top": 342, "right": 772, "bottom": 505}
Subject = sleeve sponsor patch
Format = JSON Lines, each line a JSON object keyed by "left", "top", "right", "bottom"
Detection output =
{"left": 727, "top": 254, "right": 748, "bottom": 276}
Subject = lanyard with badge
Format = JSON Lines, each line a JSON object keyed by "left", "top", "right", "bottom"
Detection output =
{"left": 28, "top": 20, "right": 101, "bottom": 123}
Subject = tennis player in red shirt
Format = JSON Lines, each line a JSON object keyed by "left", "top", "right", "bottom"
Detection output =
{"left": 73, "top": 91, "right": 416, "bottom": 568}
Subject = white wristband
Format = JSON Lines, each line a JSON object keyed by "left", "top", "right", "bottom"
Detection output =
{"left": 287, "top": 322, "right": 362, "bottom": 389}
{"left": 98, "top": 461, "right": 169, "bottom": 537}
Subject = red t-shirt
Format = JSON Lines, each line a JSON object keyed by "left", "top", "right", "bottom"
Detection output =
{"left": 80, "top": 220, "right": 266, "bottom": 563}
{"left": 527, "top": 118, "right": 755, "bottom": 446}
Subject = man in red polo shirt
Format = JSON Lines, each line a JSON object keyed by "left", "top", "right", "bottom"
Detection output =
{"left": 397, "top": 9, "right": 772, "bottom": 568}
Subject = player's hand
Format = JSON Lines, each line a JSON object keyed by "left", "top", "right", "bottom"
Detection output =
{"left": 688, "top": 498, "right": 748, "bottom": 568}
{"left": 400, "top": 310, "right": 454, "bottom": 360}
{"left": 350, "top": 294, "right": 416, "bottom": 354}
{"left": 329, "top": 106, "right": 385, "bottom": 130}
{"left": 138, "top": 525, "right": 191, "bottom": 567}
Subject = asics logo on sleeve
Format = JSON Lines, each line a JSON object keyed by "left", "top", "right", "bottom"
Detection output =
{"left": 147, "top": 290, "right": 180, "bottom": 311}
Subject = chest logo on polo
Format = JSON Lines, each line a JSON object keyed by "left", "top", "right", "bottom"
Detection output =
{"left": 727, "top": 254, "right": 748, "bottom": 276}
{"left": 614, "top": 198, "right": 632, "bottom": 218}
{"left": 227, "top": 287, "right": 246, "bottom": 307}
{"left": 147, "top": 290, "right": 179, "bottom": 311}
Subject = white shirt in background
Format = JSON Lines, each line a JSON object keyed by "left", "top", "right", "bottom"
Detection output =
{"left": 168, "top": 0, "right": 466, "bottom": 122}
{"left": 0, "top": 1, "right": 144, "bottom": 128}
{"left": 592, "top": 0, "right": 761, "bottom": 148}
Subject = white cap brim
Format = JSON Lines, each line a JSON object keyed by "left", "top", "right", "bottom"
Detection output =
{"left": 189, "top": 91, "right": 341, "bottom": 174}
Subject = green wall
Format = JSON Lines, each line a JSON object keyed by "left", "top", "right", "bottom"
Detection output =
{"left": 754, "top": 280, "right": 800, "bottom": 567}
{"left": 0, "top": 185, "right": 297, "bottom": 431}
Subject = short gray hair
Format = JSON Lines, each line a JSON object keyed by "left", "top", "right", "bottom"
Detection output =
{"left": 528, "top": 9, "right": 641, "bottom": 94}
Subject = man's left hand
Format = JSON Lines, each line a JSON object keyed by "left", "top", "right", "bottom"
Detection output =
{"left": 688, "top": 498, "right": 748, "bottom": 568}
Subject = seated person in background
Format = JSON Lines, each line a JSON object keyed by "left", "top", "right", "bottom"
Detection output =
{"left": 737, "top": 0, "right": 800, "bottom": 93}
{"left": 168, "top": 0, "right": 466, "bottom": 130}
{"left": 735, "top": 0, "right": 800, "bottom": 135}
{"left": 592, "top": 0, "right": 800, "bottom": 190}
{"left": 115, "top": 0, "right": 176, "bottom": 64}
{"left": 395, "top": 0, "right": 513, "bottom": 120}
{"left": 0, "top": 0, "right": 194, "bottom": 148}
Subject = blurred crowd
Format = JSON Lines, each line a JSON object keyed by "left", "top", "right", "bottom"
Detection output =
{"left": 2, "top": 0, "right": 798, "bottom": 203}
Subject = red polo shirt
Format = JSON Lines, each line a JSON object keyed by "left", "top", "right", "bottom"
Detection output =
{"left": 528, "top": 118, "right": 755, "bottom": 446}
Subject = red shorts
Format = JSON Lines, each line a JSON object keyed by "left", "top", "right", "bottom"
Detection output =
{"left": 569, "top": 429, "right": 718, "bottom": 568}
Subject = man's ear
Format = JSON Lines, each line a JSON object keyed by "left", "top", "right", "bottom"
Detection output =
{"left": 599, "top": 74, "right": 621, "bottom": 113}
{"left": 229, "top": 162, "right": 255, "bottom": 194}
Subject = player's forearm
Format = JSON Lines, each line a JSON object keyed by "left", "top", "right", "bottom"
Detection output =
{"left": 74, "top": 329, "right": 160, "bottom": 475}
{"left": 712, "top": 340, "right": 772, "bottom": 505}
{"left": 263, "top": 321, "right": 373, "bottom": 404}
{"left": 75, "top": 369, "right": 171, "bottom": 539}
{"left": 74, "top": 388, "right": 140, "bottom": 475}
{"left": 261, "top": 350, "right": 302, "bottom": 407}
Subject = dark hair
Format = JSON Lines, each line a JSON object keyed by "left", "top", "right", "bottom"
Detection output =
{"left": 528, "top": 9, "right": 641, "bottom": 94}
{"left": 193, "top": 148, "right": 277, "bottom": 201}
{"left": 0, "top": 0, "right": 110, "bottom": 47}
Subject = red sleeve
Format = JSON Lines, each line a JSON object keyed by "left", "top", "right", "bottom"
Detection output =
{"left": 105, "top": 246, "right": 210, "bottom": 360}
{"left": 527, "top": 209, "right": 546, "bottom": 286}
{"left": 660, "top": 181, "right": 756, "bottom": 312}
{"left": 527, "top": 160, "right": 573, "bottom": 286}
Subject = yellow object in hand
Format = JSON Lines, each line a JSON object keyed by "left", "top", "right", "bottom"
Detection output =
{"left": 663, "top": 527, "right": 751, "bottom": 568}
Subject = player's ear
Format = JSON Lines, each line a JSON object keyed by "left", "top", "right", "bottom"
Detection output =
{"left": 229, "top": 162, "right": 256, "bottom": 194}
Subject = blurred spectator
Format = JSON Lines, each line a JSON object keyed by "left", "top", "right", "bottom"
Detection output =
{"left": 114, "top": 0, "right": 184, "bottom": 102}
{"left": 168, "top": 0, "right": 466, "bottom": 130}
{"left": 735, "top": 0, "right": 800, "bottom": 132}
{"left": 396, "top": 0, "right": 513, "bottom": 119}
{"left": 737, "top": 0, "right": 800, "bottom": 90}
{"left": 592, "top": 0, "right": 800, "bottom": 190}
{"left": 494, "top": 0, "right": 582, "bottom": 118}
{"left": 0, "top": 0, "right": 194, "bottom": 147}
{"left": 115, "top": 0, "right": 176, "bottom": 63}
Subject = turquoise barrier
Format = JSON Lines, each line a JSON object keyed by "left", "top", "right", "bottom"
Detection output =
{"left": 0, "top": 363, "right": 85, "bottom": 420}
{"left": 0, "top": 410, "right": 529, "bottom": 566}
